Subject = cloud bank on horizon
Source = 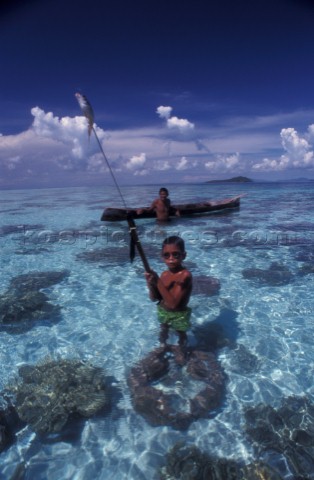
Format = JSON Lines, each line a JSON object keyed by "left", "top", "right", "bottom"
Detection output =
{"left": 1, "top": 103, "right": 314, "bottom": 188}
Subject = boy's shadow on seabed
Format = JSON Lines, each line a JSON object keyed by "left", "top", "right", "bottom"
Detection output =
{"left": 191, "top": 307, "right": 240, "bottom": 352}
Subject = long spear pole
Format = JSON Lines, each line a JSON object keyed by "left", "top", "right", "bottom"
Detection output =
{"left": 75, "top": 93, "right": 151, "bottom": 273}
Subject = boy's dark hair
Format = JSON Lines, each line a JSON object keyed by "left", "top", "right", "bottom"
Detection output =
{"left": 159, "top": 187, "right": 169, "bottom": 195}
{"left": 162, "top": 236, "right": 185, "bottom": 252}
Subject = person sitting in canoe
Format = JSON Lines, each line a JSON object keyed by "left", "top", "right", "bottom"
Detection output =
{"left": 137, "top": 187, "right": 179, "bottom": 221}
{"left": 145, "top": 236, "right": 192, "bottom": 349}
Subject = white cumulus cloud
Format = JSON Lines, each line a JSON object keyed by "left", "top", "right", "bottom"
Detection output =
{"left": 167, "top": 116, "right": 194, "bottom": 132}
{"left": 156, "top": 106, "right": 172, "bottom": 119}
{"left": 154, "top": 160, "right": 171, "bottom": 171}
{"left": 31, "top": 107, "right": 106, "bottom": 162}
{"left": 156, "top": 105, "right": 194, "bottom": 133}
{"left": 125, "top": 152, "right": 147, "bottom": 170}
{"left": 3, "top": 103, "right": 314, "bottom": 189}
{"left": 205, "top": 152, "right": 241, "bottom": 172}
{"left": 176, "top": 156, "right": 189, "bottom": 170}
{"left": 253, "top": 126, "right": 314, "bottom": 171}
{"left": 134, "top": 169, "right": 149, "bottom": 176}
{"left": 280, "top": 127, "right": 313, "bottom": 166}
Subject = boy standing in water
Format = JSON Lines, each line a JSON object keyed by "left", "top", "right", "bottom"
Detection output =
{"left": 138, "top": 187, "right": 179, "bottom": 221}
{"left": 145, "top": 236, "right": 192, "bottom": 347}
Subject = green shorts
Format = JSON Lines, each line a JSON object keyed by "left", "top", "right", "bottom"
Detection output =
{"left": 157, "top": 305, "right": 191, "bottom": 332}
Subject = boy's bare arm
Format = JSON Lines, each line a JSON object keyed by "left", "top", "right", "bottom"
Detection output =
{"left": 145, "top": 271, "right": 162, "bottom": 301}
{"left": 137, "top": 199, "right": 157, "bottom": 215}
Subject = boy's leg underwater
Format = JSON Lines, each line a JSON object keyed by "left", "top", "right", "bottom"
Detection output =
{"left": 177, "top": 330, "right": 187, "bottom": 348}
{"left": 159, "top": 324, "right": 169, "bottom": 345}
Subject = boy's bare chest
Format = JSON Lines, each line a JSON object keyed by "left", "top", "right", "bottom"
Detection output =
{"left": 162, "top": 271, "right": 184, "bottom": 288}
{"left": 155, "top": 199, "right": 170, "bottom": 210}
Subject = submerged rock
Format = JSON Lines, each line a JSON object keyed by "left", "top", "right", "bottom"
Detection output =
{"left": 76, "top": 248, "right": 129, "bottom": 263}
{"left": 0, "top": 404, "right": 24, "bottom": 453}
{"left": 158, "top": 441, "right": 283, "bottom": 479}
{"left": 9, "top": 359, "right": 111, "bottom": 434}
{"left": 0, "top": 270, "right": 69, "bottom": 333}
{"left": 14, "top": 247, "right": 51, "bottom": 255}
{"left": 293, "top": 245, "right": 314, "bottom": 263}
{"left": 245, "top": 396, "right": 314, "bottom": 478}
{"left": 242, "top": 262, "right": 293, "bottom": 286}
{"left": 9, "top": 270, "right": 70, "bottom": 292}
{"left": 227, "top": 344, "right": 260, "bottom": 375}
{"left": 0, "top": 224, "right": 44, "bottom": 236}
{"left": 128, "top": 346, "right": 225, "bottom": 430}
{"left": 76, "top": 244, "right": 160, "bottom": 265}
{"left": 243, "top": 462, "right": 283, "bottom": 480}
{"left": 0, "top": 291, "right": 60, "bottom": 330}
{"left": 298, "top": 263, "right": 314, "bottom": 276}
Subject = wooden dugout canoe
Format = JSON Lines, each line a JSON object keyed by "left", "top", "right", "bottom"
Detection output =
{"left": 100, "top": 194, "right": 243, "bottom": 221}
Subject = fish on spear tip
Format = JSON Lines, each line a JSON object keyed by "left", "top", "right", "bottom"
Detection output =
{"left": 74, "top": 92, "right": 150, "bottom": 271}
{"left": 75, "top": 92, "right": 94, "bottom": 139}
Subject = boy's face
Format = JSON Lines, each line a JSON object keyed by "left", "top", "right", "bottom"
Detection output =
{"left": 159, "top": 191, "right": 168, "bottom": 201}
{"left": 162, "top": 244, "right": 186, "bottom": 270}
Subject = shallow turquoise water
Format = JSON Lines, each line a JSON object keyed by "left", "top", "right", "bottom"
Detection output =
{"left": 1, "top": 182, "right": 314, "bottom": 479}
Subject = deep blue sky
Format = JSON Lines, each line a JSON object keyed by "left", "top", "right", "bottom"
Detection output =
{"left": 1, "top": 0, "right": 314, "bottom": 188}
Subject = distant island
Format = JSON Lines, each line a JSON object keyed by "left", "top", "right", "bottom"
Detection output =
{"left": 205, "top": 176, "right": 253, "bottom": 183}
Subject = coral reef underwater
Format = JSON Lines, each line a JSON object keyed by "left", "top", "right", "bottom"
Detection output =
{"left": 0, "top": 270, "right": 69, "bottom": 333}
{"left": 128, "top": 345, "right": 225, "bottom": 430}
{"left": 158, "top": 441, "right": 283, "bottom": 479}
{"left": 3, "top": 358, "right": 112, "bottom": 436}
{"left": 245, "top": 395, "right": 314, "bottom": 479}
{"left": 242, "top": 262, "right": 293, "bottom": 286}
